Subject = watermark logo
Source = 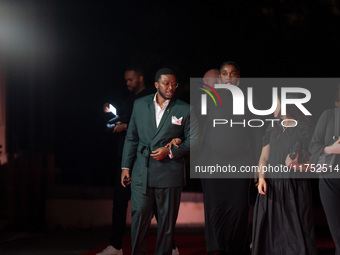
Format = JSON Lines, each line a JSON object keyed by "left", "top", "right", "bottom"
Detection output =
{"left": 199, "top": 84, "right": 222, "bottom": 115}
{"left": 190, "top": 78, "right": 340, "bottom": 180}
{"left": 201, "top": 85, "right": 311, "bottom": 116}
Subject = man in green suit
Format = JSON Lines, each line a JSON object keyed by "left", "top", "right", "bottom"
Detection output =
{"left": 121, "top": 68, "right": 199, "bottom": 255}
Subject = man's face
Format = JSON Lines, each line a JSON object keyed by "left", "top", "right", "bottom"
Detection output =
{"left": 155, "top": 74, "right": 177, "bottom": 100}
{"left": 219, "top": 64, "right": 240, "bottom": 86}
{"left": 125, "top": 70, "right": 141, "bottom": 92}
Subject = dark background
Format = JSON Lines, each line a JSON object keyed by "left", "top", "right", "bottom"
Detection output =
{"left": 3, "top": 0, "right": 340, "bottom": 187}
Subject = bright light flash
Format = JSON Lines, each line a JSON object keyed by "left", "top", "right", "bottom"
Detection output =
{"left": 109, "top": 104, "right": 117, "bottom": 115}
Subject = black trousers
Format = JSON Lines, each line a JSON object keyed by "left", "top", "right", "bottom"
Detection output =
{"left": 130, "top": 185, "right": 181, "bottom": 255}
{"left": 110, "top": 169, "right": 131, "bottom": 249}
{"left": 319, "top": 178, "right": 340, "bottom": 255}
{"left": 201, "top": 178, "right": 250, "bottom": 255}
{"left": 109, "top": 169, "right": 177, "bottom": 250}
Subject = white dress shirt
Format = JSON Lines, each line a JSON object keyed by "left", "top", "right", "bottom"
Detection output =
{"left": 153, "top": 93, "right": 169, "bottom": 127}
{"left": 153, "top": 93, "right": 173, "bottom": 158}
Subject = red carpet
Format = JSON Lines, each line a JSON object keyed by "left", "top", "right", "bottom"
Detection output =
{"left": 317, "top": 237, "right": 336, "bottom": 248}
{"left": 82, "top": 235, "right": 335, "bottom": 255}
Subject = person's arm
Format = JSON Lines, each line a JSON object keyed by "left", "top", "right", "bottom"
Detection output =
{"left": 150, "top": 138, "right": 183, "bottom": 161}
{"left": 257, "top": 144, "right": 270, "bottom": 195}
{"left": 164, "top": 138, "right": 183, "bottom": 159}
{"left": 309, "top": 110, "right": 330, "bottom": 163}
{"left": 285, "top": 153, "right": 310, "bottom": 171}
{"left": 286, "top": 122, "right": 314, "bottom": 171}
{"left": 121, "top": 104, "right": 139, "bottom": 186}
{"left": 170, "top": 107, "right": 200, "bottom": 159}
{"left": 113, "top": 122, "right": 128, "bottom": 133}
{"left": 150, "top": 147, "right": 171, "bottom": 161}
{"left": 248, "top": 95, "right": 266, "bottom": 166}
{"left": 323, "top": 138, "right": 340, "bottom": 154}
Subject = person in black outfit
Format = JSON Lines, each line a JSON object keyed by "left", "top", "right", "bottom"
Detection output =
{"left": 252, "top": 93, "right": 317, "bottom": 255}
{"left": 199, "top": 62, "right": 263, "bottom": 255}
{"left": 97, "top": 65, "right": 152, "bottom": 255}
{"left": 309, "top": 84, "right": 340, "bottom": 255}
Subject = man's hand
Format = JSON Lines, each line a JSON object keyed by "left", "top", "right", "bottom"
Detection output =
{"left": 150, "top": 147, "right": 170, "bottom": 161}
{"left": 121, "top": 169, "right": 130, "bottom": 187}
{"left": 113, "top": 122, "right": 127, "bottom": 133}
{"left": 103, "top": 103, "right": 111, "bottom": 113}
{"left": 325, "top": 138, "right": 340, "bottom": 154}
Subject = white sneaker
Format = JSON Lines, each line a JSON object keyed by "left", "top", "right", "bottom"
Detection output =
{"left": 172, "top": 247, "right": 179, "bottom": 255}
{"left": 96, "top": 245, "right": 123, "bottom": 255}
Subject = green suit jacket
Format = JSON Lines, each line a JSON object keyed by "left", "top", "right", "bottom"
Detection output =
{"left": 121, "top": 94, "right": 199, "bottom": 190}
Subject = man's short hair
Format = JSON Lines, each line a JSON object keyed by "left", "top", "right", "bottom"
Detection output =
{"left": 155, "top": 68, "right": 175, "bottom": 82}
{"left": 125, "top": 64, "right": 144, "bottom": 77}
{"left": 219, "top": 61, "right": 240, "bottom": 74}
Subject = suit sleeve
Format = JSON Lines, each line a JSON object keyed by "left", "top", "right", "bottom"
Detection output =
{"left": 121, "top": 103, "right": 139, "bottom": 169}
{"left": 171, "top": 107, "right": 200, "bottom": 159}
{"left": 309, "top": 109, "right": 329, "bottom": 164}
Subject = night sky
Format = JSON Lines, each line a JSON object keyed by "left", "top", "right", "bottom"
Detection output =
{"left": 3, "top": 1, "right": 340, "bottom": 186}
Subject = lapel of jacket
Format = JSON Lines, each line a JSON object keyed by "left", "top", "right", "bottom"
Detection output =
{"left": 152, "top": 98, "right": 176, "bottom": 140}
{"left": 146, "top": 96, "right": 157, "bottom": 138}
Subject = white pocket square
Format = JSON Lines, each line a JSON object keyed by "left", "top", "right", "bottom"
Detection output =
{"left": 172, "top": 116, "right": 183, "bottom": 125}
